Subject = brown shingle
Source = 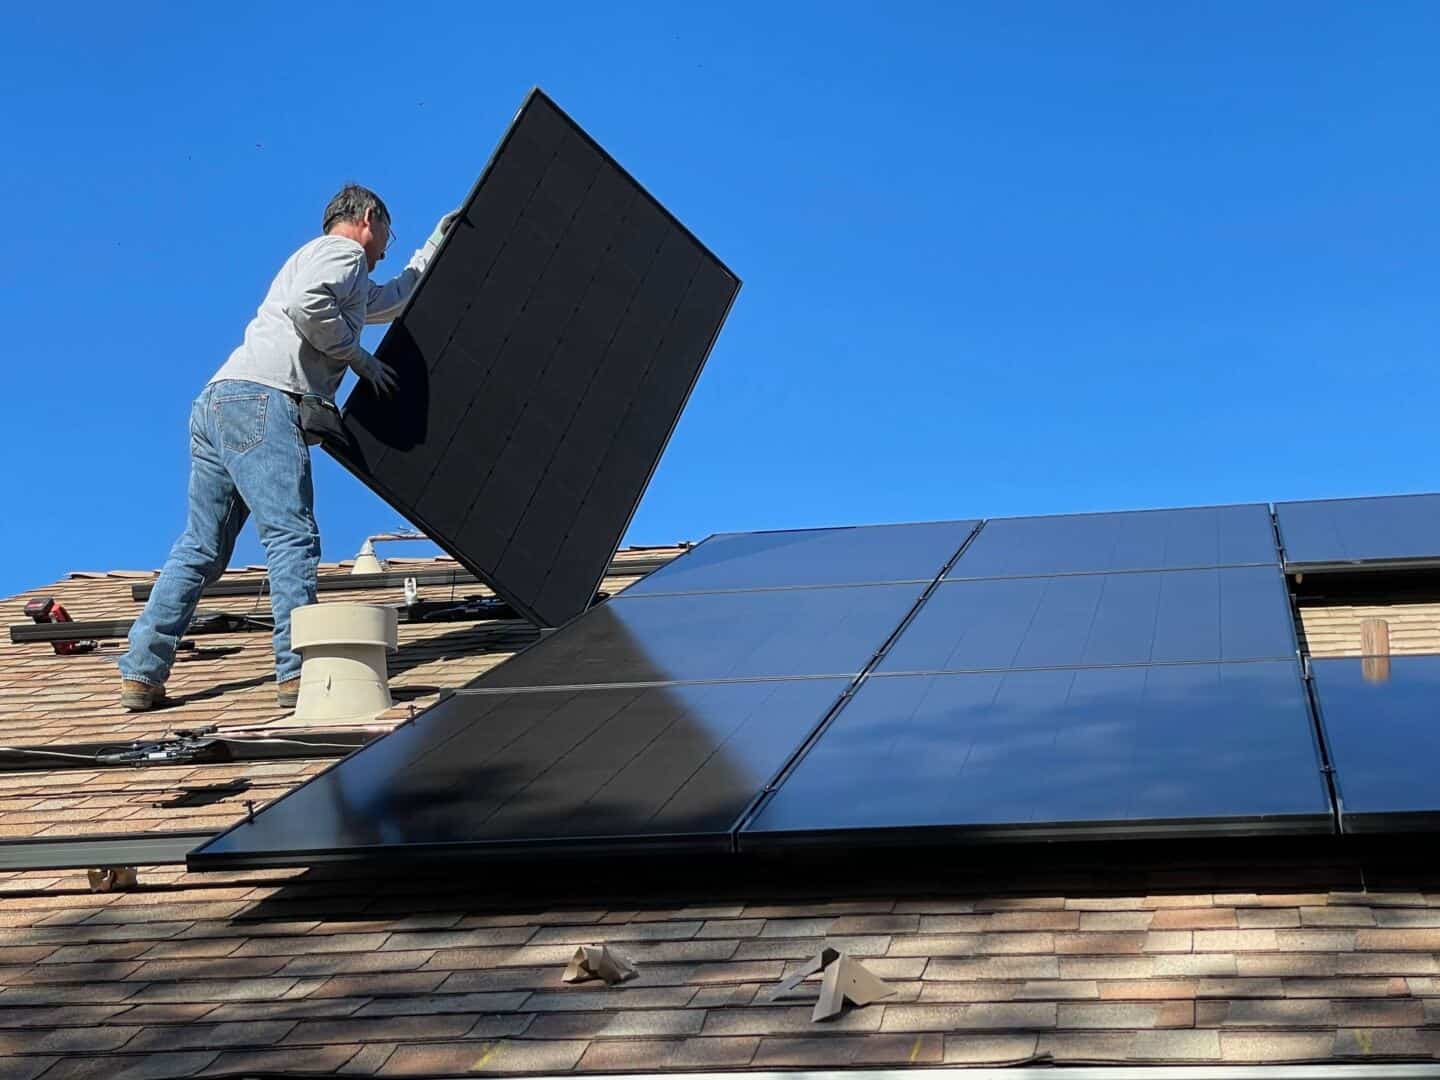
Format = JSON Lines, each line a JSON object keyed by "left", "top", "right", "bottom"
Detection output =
{"left": 879, "top": 1003, "right": 1057, "bottom": 1032}
{"left": 943, "top": 1033, "right": 1039, "bottom": 1063}
{"left": 1218, "top": 1031, "right": 1336, "bottom": 1061}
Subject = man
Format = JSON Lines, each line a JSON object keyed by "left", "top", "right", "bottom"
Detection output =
{"left": 119, "top": 185, "right": 458, "bottom": 711}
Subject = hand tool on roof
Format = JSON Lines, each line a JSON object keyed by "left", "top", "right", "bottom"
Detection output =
{"left": 22, "top": 597, "right": 96, "bottom": 655}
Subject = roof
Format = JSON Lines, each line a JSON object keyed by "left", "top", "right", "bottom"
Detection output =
{"left": 4, "top": 546, "right": 1440, "bottom": 1077}
{"left": 0, "top": 550, "right": 682, "bottom": 844}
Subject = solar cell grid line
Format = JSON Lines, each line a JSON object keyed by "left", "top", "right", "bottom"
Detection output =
{"left": 741, "top": 660, "right": 1333, "bottom": 847}
{"left": 332, "top": 88, "right": 740, "bottom": 628}
{"left": 1309, "top": 655, "right": 1440, "bottom": 832}
{"left": 622, "top": 520, "right": 981, "bottom": 596}
{"left": 188, "top": 677, "right": 852, "bottom": 868}
{"left": 1276, "top": 493, "right": 1440, "bottom": 573}
{"left": 947, "top": 503, "right": 1278, "bottom": 580}
{"left": 877, "top": 566, "right": 1299, "bottom": 675}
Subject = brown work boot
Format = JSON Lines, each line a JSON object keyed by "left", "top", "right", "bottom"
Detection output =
{"left": 120, "top": 679, "right": 164, "bottom": 712}
{"left": 277, "top": 681, "right": 300, "bottom": 710}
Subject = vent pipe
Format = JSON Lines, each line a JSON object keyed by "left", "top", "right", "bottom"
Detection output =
{"left": 351, "top": 539, "right": 387, "bottom": 576}
{"left": 290, "top": 603, "right": 398, "bottom": 724}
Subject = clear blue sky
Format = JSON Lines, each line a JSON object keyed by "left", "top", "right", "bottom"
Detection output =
{"left": 3, "top": 3, "right": 1438, "bottom": 599}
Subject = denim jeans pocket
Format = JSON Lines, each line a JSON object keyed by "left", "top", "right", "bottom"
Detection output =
{"left": 214, "top": 393, "right": 268, "bottom": 453}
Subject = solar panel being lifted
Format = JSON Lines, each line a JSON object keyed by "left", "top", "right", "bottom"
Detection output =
{"left": 1276, "top": 493, "right": 1440, "bottom": 573}
{"left": 333, "top": 89, "right": 741, "bottom": 627}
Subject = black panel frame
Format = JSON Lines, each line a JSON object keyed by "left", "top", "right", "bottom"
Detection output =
{"left": 330, "top": 88, "right": 740, "bottom": 627}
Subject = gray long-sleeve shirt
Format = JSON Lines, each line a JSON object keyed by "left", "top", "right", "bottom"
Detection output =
{"left": 209, "top": 233, "right": 436, "bottom": 401}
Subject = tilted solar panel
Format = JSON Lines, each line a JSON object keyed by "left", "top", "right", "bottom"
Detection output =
{"left": 880, "top": 567, "right": 1299, "bottom": 674}
{"left": 191, "top": 678, "right": 851, "bottom": 867}
{"left": 1276, "top": 493, "right": 1440, "bottom": 573}
{"left": 1310, "top": 656, "right": 1440, "bottom": 832}
{"left": 474, "top": 585, "right": 926, "bottom": 688}
{"left": 745, "top": 661, "right": 1332, "bottom": 844}
{"left": 949, "top": 504, "right": 1278, "bottom": 580}
{"left": 623, "top": 520, "right": 979, "bottom": 596}
{"left": 332, "top": 89, "right": 740, "bottom": 626}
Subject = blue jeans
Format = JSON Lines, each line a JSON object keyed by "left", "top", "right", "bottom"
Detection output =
{"left": 120, "top": 381, "right": 321, "bottom": 688}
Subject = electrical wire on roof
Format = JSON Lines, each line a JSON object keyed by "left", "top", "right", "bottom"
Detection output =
{"left": 0, "top": 745, "right": 110, "bottom": 762}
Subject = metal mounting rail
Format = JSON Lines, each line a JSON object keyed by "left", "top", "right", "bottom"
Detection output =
{"left": 125, "top": 553, "right": 679, "bottom": 603}
{"left": 0, "top": 831, "right": 212, "bottom": 871}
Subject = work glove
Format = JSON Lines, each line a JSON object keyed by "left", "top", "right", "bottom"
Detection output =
{"left": 428, "top": 208, "right": 463, "bottom": 247}
{"left": 351, "top": 347, "right": 398, "bottom": 398}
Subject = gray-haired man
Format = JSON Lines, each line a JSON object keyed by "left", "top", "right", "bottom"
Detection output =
{"left": 119, "top": 185, "right": 458, "bottom": 711}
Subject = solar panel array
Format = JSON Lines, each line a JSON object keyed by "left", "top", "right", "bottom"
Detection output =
{"left": 746, "top": 506, "right": 1334, "bottom": 846}
{"left": 202, "top": 493, "right": 1440, "bottom": 868}
{"left": 191, "top": 521, "right": 980, "bottom": 866}
{"left": 332, "top": 89, "right": 740, "bottom": 627}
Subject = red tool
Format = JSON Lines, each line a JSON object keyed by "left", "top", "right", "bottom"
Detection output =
{"left": 23, "top": 597, "right": 97, "bottom": 655}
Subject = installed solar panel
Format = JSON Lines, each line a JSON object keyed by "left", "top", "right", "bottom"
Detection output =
{"left": 949, "top": 504, "right": 1277, "bottom": 580}
{"left": 879, "top": 567, "right": 1298, "bottom": 673}
{"left": 1310, "top": 656, "right": 1440, "bottom": 832}
{"left": 475, "top": 585, "right": 925, "bottom": 688}
{"left": 623, "top": 520, "right": 978, "bottom": 596}
{"left": 1276, "top": 494, "right": 1440, "bottom": 573}
{"left": 744, "top": 661, "right": 1331, "bottom": 844}
{"left": 190, "top": 678, "right": 850, "bottom": 866}
{"left": 333, "top": 89, "right": 740, "bottom": 627}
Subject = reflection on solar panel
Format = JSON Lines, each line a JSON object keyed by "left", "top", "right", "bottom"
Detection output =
{"left": 880, "top": 567, "right": 1298, "bottom": 673}
{"left": 334, "top": 89, "right": 741, "bottom": 627}
{"left": 188, "top": 506, "right": 1341, "bottom": 869}
{"left": 476, "top": 585, "right": 925, "bottom": 688}
{"left": 744, "top": 661, "right": 1331, "bottom": 843}
{"left": 1311, "top": 656, "right": 1440, "bottom": 832}
{"left": 191, "top": 678, "right": 850, "bottom": 866}
{"left": 625, "top": 521, "right": 978, "bottom": 595}
{"left": 1276, "top": 494, "right": 1440, "bottom": 573}
{"left": 949, "top": 504, "right": 1277, "bottom": 579}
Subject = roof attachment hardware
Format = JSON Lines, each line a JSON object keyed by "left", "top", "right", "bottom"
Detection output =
{"left": 87, "top": 866, "right": 138, "bottom": 893}
{"left": 769, "top": 946, "right": 896, "bottom": 1022}
{"left": 21, "top": 597, "right": 96, "bottom": 655}
{"left": 562, "top": 944, "right": 638, "bottom": 986}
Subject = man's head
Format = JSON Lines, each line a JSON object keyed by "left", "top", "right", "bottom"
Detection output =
{"left": 323, "top": 184, "right": 392, "bottom": 271}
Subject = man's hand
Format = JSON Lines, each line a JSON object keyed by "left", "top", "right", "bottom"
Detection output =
{"left": 429, "top": 208, "right": 463, "bottom": 247}
{"left": 353, "top": 348, "right": 398, "bottom": 397}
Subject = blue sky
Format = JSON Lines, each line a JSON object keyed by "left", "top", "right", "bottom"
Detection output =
{"left": 3, "top": 2, "right": 1438, "bottom": 598}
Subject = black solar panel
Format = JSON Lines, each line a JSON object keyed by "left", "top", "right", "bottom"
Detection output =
{"left": 623, "top": 520, "right": 978, "bottom": 596}
{"left": 1310, "top": 656, "right": 1440, "bottom": 832}
{"left": 949, "top": 504, "right": 1277, "bottom": 580}
{"left": 475, "top": 585, "right": 925, "bottom": 688}
{"left": 190, "top": 678, "right": 849, "bottom": 866}
{"left": 333, "top": 89, "right": 740, "bottom": 626}
{"left": 879, "top": 567, "right": 1298, "bottom": 673}
{"left": 1276, "top": 494, "right": 1440, "bottom": 573}
{"left": 744, "top": 661, "right": 1331, "bottom": 844}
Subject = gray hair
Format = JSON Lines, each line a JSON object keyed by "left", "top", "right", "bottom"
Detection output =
{"left": 322, "top": 184, "right": 390, "bottom": 234}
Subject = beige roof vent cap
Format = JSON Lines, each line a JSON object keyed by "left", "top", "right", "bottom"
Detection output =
{"left": 290, "top": 603, "right": 398, "bottom": 723}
